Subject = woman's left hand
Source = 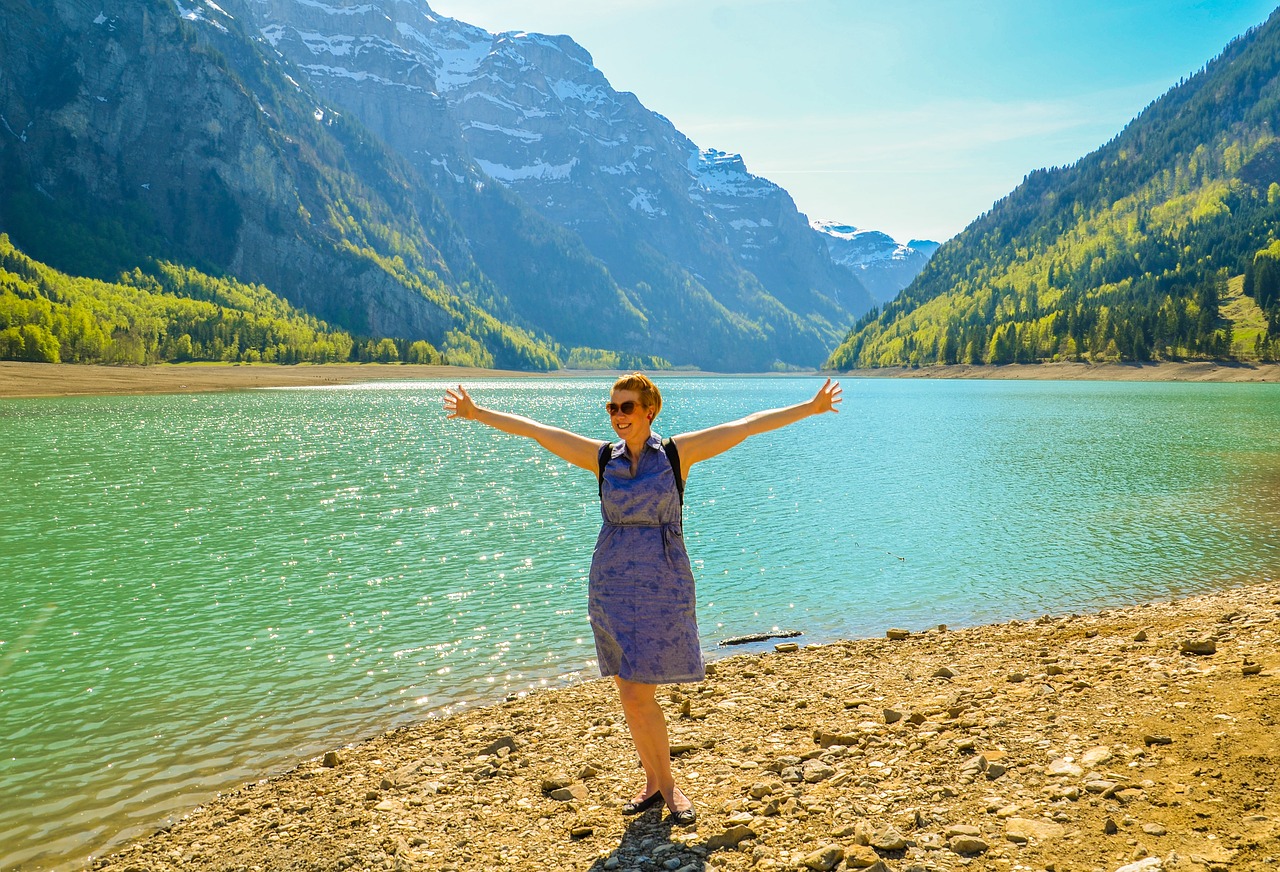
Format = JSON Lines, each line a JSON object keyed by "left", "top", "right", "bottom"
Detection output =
{"left": 810, "top": 378, "right": 842, "bottom": 415}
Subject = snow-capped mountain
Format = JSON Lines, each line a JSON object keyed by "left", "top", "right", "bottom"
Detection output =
{"left": 246, "top": 0, "right": 877, "bottom": 368}
{"left": 812, "top": 221, "right": 939, "bottom": 306}
{"left": 0, "top": 0, "right": 917, "bottom": 371}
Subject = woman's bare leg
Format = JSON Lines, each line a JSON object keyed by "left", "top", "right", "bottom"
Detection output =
{"left": 613, "top": 676, "right": 692, "bottom": 812}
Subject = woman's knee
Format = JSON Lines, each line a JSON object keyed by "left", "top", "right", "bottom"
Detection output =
{"left": 614, "top": 676, "right": 657, "bottom": 708}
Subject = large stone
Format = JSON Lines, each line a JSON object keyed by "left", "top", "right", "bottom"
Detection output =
{"left": 540, "top": 773, "right": 573, "bottom": 794}
{"left": 1114, "top": 859, "right": 1163, "bottom": 872}
{"left": 949, "top": 835, "right": 990, "bottom": 855}
{"left": 1046, "top": 757, "right": 1084, "bottom": 778}
{"left": 803, "top": 760, "right": 837, "bottom": 783}
{"left": 706, "top": 824, "right": 756, "bottom": 851}
{"left": 870, "top": 824, "right": 908, "bottom": 851}
{"left": 1004, "top": 817, "right": 1066, "bottom": 844}
{"left": 548, "top": 782, "right": 589, "bottom": 802}
{"left": 1180, "top": 638, "right": 1217, "bottom": 655}
{"left": 815, "top": 730, "right": 861, "bottom": 749}
{"left": 844, "top": 845, "right": 881, "bottom": 868}
{"left": 1081, "top": 746, "right": 1113, "bottom": 767}
{"left": 479, "top": 735, "right": 519, "bottom": 757}
{"left": 801, "top": 844, "right": 844, "bottom": 871}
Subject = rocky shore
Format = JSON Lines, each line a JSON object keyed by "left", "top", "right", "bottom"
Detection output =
{"left": 96, "top": 580, "right": 1278, "bottom": 872}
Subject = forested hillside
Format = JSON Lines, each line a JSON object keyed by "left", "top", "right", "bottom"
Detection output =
{"left": 827, "top": 8, "right": 1280, "bottom": 370}
{"left": 0, "top": 234, "right": 364, "bottom": 365}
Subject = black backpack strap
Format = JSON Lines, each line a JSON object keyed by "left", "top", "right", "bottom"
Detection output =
{"left": 662, "top": 437, "right": 685, "bottom": 506}
{"left": 597, "top": 438, "right": 684, "bottom": 505}
{"left": 597, "top": 441, "right": 611, "bottom": 499}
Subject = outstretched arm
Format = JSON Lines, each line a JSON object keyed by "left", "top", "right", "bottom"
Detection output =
{"left": 671, "top": 378, "right": 841, "bottom": 478}
{"left": 444, "top": 385, "right": 604, "bottom": 473}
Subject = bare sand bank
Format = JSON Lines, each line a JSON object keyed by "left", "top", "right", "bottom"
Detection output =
{"left": 850, "top": 361, "right": 1280, "bottom": 383}
{"left": 0, "top": 361, "right": 558, "bottom": 399}
{"left": 95, "top": 579, "right": 1279, "bottom": 872}
{"left": 4, "top": 359, "right": 1280, "bottom": 401}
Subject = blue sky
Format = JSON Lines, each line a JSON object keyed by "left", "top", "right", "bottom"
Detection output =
{"left": 429, "top": 1, "right": 1278, "bottom": 243}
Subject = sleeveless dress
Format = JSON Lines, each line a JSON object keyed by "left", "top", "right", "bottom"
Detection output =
{"left": 588, "top": 433, "right": 705, "bottom": 684}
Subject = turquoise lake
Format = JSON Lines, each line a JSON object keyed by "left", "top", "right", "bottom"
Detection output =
{"left": 2, "top": 376, "right": 1278, "bottom": 869}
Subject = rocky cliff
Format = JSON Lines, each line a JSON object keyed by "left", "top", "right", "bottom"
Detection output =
{"left": 1, "top": 0, "right": 893, "bottom": 370}
{"left": 247, "top": 0, "right": 876, "bottom": 369}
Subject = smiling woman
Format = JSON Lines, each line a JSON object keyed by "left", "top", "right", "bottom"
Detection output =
{"left": 443, "top": 372, "right": 841, "bottom": 826}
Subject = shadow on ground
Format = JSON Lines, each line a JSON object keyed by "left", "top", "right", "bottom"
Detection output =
{"left": 586, "top": 807, "right": 708, "bottom": 871}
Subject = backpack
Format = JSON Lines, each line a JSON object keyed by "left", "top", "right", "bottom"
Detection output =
{"left": 597, "top": 437, "right": 684, "bottom": 505}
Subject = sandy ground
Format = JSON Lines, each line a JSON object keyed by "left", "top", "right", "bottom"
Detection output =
{"left": 93, "top": 580, "right": 1279, "bottom": 872}
{"left": 3, "top": 360, "right": 1280, "bottom": 400}
{"left": 847, "top": 361, "right": 1280, "bottom": 383}
{"left": 0, "top": 362, "right": 556, "bottom": 399}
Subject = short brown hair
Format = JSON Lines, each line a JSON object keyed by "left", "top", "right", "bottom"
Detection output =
{"left": 611, "top": 372, "right": 662, "bottom": 418}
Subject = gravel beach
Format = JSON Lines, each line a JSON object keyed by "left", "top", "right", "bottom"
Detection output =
{"left": 94, "top": 579, "right": 1279, "bottom": 872}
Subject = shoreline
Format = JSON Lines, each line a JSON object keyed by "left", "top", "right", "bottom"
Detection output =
{"left": 847, "top": 360, "right": 1280, "bottom": 382}
{"left": 91, "top": 578, "right": 1279, "bottom": 872}
{"left": 3, "top": 359, "right": 1280, "bottom": 400}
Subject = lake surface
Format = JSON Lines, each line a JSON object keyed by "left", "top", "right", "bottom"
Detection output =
{"left": 2, "top": 376, "right": 1278, "bottom": 869}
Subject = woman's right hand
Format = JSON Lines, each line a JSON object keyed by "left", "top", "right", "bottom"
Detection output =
{"left": 444, "top": 384, "right": 478, "bottom": 420}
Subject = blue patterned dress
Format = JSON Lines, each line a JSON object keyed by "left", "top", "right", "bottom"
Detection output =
{"left": 589, "top": 433, "right": 705, "bottom": 684}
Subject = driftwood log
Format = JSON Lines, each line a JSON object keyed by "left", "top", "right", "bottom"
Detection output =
{"left": 718, "top": 630, "right": 803, "bottom": 646}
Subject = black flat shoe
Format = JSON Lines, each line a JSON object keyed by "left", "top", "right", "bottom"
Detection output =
{"left": 668, "top": 805, "right": 696, "bottom": 827}
{"left": 621, "top": 791, "right": 663, "bottom": 815}
{"left": 662, "top": 792, "right": 696, "bottom": 826}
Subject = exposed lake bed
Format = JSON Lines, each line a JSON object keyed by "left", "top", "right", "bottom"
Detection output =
{"left": 4, "top": 359, "right": 1280, "bottom": 401}
{"left": 96, "top": 578, "right": 1280, "bottom": 872}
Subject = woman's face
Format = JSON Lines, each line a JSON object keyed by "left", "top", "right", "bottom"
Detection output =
{"left": 607, "top": 389, "right": 651, "bottom": 439}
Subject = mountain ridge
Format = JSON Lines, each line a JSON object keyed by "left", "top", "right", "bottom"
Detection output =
{"left": 0, "top": 0, "right": 931, "bottom": 371}
{"left": 827, "top": 9, "right": 1280, "bottom": 370}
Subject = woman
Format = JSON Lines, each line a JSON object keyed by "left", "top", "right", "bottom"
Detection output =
{"left": 444, "top": 373, "right": 841, "bottom": 825}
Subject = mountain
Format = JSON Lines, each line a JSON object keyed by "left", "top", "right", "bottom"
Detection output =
{"left": 827, "top": 9, "right": 1280, "bottom": 370}
{"left": 811, "top": 221, "right": 938, "bottom": 306}
{"left": 244, "top": 0, "right": 875, "bottom": 370}
{"left": 0, "top": 0, "right": 562, "bottom": 369}
{"left": 0, "top": 0, "right": 881, "bottom": 371}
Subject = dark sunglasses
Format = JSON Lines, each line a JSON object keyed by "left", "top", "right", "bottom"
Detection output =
{"left": 606, "top": 401, "right": 639, "bottom": 416}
